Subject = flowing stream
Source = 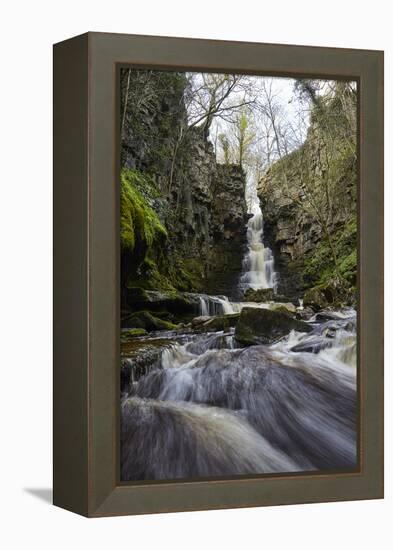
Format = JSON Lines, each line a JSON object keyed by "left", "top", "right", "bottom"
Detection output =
{"left": 121, "top": 176, "right": 357, "bottom": 482}
{"left": 121, "top": 310, "right": 357, "bottom": 481}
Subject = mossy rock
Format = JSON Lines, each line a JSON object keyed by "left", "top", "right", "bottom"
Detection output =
{"left": 123, "top": 310, "right": 178, "bottom": 332}
{"left": 303, "top": 281, "right": 352, "bottom": 311}
{"left": 191, "top": 315, "right": 211, "bottom": 327}
{"left": 120, "top": 168, "right": 167, "bottom": 253}
{"left": 121, "top": 337, "right": 175, "bottom": 393}
{"left": 122, "top": 328, "right": 148, "bottom": 339}
{"left": 303, "top": 287, "right": 329, "bottom": 311}
{"left": 200, "top": 313, "right": 240, "bottom": 332}
{"left": 269, "top": 303, "right": 297, "bottom": 315}
{"left": 243, "top": 288, "right": 274, "bottom": 302}
{"left": 123, "top": 288, "right": 200, "bottom": 316}
{"left": 235, "top": 307, "right": 313, "bottom": 346}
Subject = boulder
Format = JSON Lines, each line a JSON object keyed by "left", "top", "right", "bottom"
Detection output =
{"left": 123, "top": 288, "right": 200, "bottom": 316}
{"left": 201, "top": 313, "right": 240, "bottom": 332}
{"left": 303, "top": 287, "right": 329, "bottom": 311}
{"left": 295, "top": 307, "right": 315, "bottom": 320}
{"left": 123, "top": 310, "right": 178, "bottom": 332}
{"left": 314, "top": 311, "right": 342, "bottom": 322}
{"left": 191, "top": 315, "right": 211, "bottom": 327}
{"left": 290, "top": 336, "right": 332, "bottom": 353}
{"left": 235, "top": 307, "right": 313, "bottom": 346}
{"left": 243, "top": 288, "right": 274, "bottom": 302}
{"left": 269, "top": 302, "right": 297, "bottom": 315}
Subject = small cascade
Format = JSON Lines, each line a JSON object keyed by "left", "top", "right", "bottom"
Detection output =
{"left": 197, "top": 294, "right": 235, "bottom": 316}
{"left": 196, "top": 292, "right": 274, "bottom": 317}
{"left": 198, "top": 296, "right": 209, "bottom": 316}
{"left": 239, "top": 176, "right": 277, "bottom": 293}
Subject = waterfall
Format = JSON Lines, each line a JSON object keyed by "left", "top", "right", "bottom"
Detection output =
{"left": 198, "top": 294, "right": 235, "bottom": 316}
{"left": 198, "top": 296, "right": 209, "bottom": 316}
{"left": 239, "top": 176, "right": 277, "bottom": 292}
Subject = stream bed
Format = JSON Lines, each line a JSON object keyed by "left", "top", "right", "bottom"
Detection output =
{"left": 121, "top": 305, "right": 357, "bottom": 481}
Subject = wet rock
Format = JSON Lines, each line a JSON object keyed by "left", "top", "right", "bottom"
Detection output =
{"left": 303, "top": 287, "right": 329, "bottom": 311}
{"left": 235, "top": 307, "right": 313, "bottom": 346}
{"left": 123, "top": 288, "right": 200, "bottom": 316}
{"left": 123, "top": 310, "right": 178, "bottom": 332}
{"left": 314, "top": 311, "right": 342, "bottom": 321}
{"left": 121, "top": 337, "right": 174, "bottom": 393}
{"left": 270, "top": 302, "right": 297, "bottom": 315}
{"left": 290, "top": 336, "right": 332, "bottom": 353}
{"left": 201, "top": 313, "right": 240, "bottom": 332}
{"left": 323, "top": 328, "right": 337, "bottom": 339}
{"left": 295, "top": 307, "right": 315, "bottom": 320}
{"left": 191, "top": 315, "right": 211, "bottom": 327}
{"left": 243, "top": 288, "right": 274, "bottom": 302}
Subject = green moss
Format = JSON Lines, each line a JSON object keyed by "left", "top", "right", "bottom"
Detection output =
{"left": 120, "top": 168, "right": 167, "bottom": 252}
{"left": 121, "top": 170, "right": 205, "bottom": 293}
{"left": 124, "top": 310, "right": 178, "bottom": 332}
{"left": 201, "top": 313, "right": 240, "bottom": 332}
{"left": 122, "top": 328, "right": 148, "bottom": 338}
{"left": 301, "top": 214, "right": 357, "bottom": 292}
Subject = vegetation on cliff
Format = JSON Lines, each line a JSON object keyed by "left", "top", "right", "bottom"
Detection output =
{"left": 120, "top": 69, "right": 249, "bottom": 301}
{"left": 120, "top": 168, "right": 167, "bottom": 254}
{"left": 120, "top": 71, "right": 358, "bottom": 326}
{"left": 258, "top": 81, "right": 357, "bottom": 304}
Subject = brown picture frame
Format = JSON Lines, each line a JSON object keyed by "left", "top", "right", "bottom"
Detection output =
{"left": 53, "top": 32, "right": 384, "bottom": 517}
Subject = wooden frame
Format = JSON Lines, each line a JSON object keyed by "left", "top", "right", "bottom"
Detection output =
{"left": 53, "top": 32, "right": 384, "bottom": 517}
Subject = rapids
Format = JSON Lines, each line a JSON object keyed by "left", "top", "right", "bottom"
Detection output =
{"left": 121, "top": 309, "right": 357, "bottom": 481}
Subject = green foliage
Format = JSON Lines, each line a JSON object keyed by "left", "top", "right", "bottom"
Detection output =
{"left": 125, "top": 310, "right": 178, "bottom": 331}
{"left": 122, "top": 328, "right": 148, "bottom": 338}
{"left": 120, "top": 168, "right": 167, "bottom": 252}
{"left": 302, "top": 215, "right": 357, "bottom": 289}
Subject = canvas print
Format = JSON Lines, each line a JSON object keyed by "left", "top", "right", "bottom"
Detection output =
{"left": 119, "top": 69, "right": 358, "bottom": 482}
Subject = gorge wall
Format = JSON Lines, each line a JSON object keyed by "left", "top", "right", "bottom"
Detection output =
{"left": 120, "top": 69, "right": 248, "bottom": 306}
{"left": 258, "top": 85, "right": 357, "bottom": 303}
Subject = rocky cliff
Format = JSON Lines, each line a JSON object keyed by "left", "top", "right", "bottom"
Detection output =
{"left": 258, "top": 84, "right": 357, "bottom": 303}
{"left": 120, "top": 69, "right": 248, "bottom": 304}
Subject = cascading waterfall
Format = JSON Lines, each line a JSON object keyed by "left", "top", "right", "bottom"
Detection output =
{"left": 239, "top": 176, "right": 277, "bottom": 292}
{"left": 198, "top": 294, "right": 235, "bottom": 316}
{"left": 196, "top": 292, "right": 274, "bottom": 316}
{"left": 194, "top": 176, "right": 279, "bottom": 318}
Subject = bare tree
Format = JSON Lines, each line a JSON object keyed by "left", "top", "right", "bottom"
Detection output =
{"left": 167, "top": 73, "right": 258, "bottom": 193}
{"left": 185, "top": 73, "right": 256, "bottom": 138}
{"left": 259, "top": 80, "right": 357, "bottom": 287}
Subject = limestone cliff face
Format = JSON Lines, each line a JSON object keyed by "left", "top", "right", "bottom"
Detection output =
{"left": 207, "top": 165, "right": 248, "bottom": 299}
{"left": 120, "top": 69, "right": 248, "bottom": 298}
{"left": 258, "top": 90, "right": 357, "bottom": 300}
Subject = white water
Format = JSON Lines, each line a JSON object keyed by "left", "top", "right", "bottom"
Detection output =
{"left": 120, "top": 175, "right": 358, "bottom": 481}
{"left": 194, "top": 176, "right": 278, "bottom": 318}
{"left": 196, "top": 293, "right": 297, "bottom": 318}
{"left": 239, "top": 176, "right": 277, "bottom": 292}
{"left": 197, "top": 293, "right": 273, "bottom": 316}
{"left": 121, "top": 309, "right": 357, "bottom": 480}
